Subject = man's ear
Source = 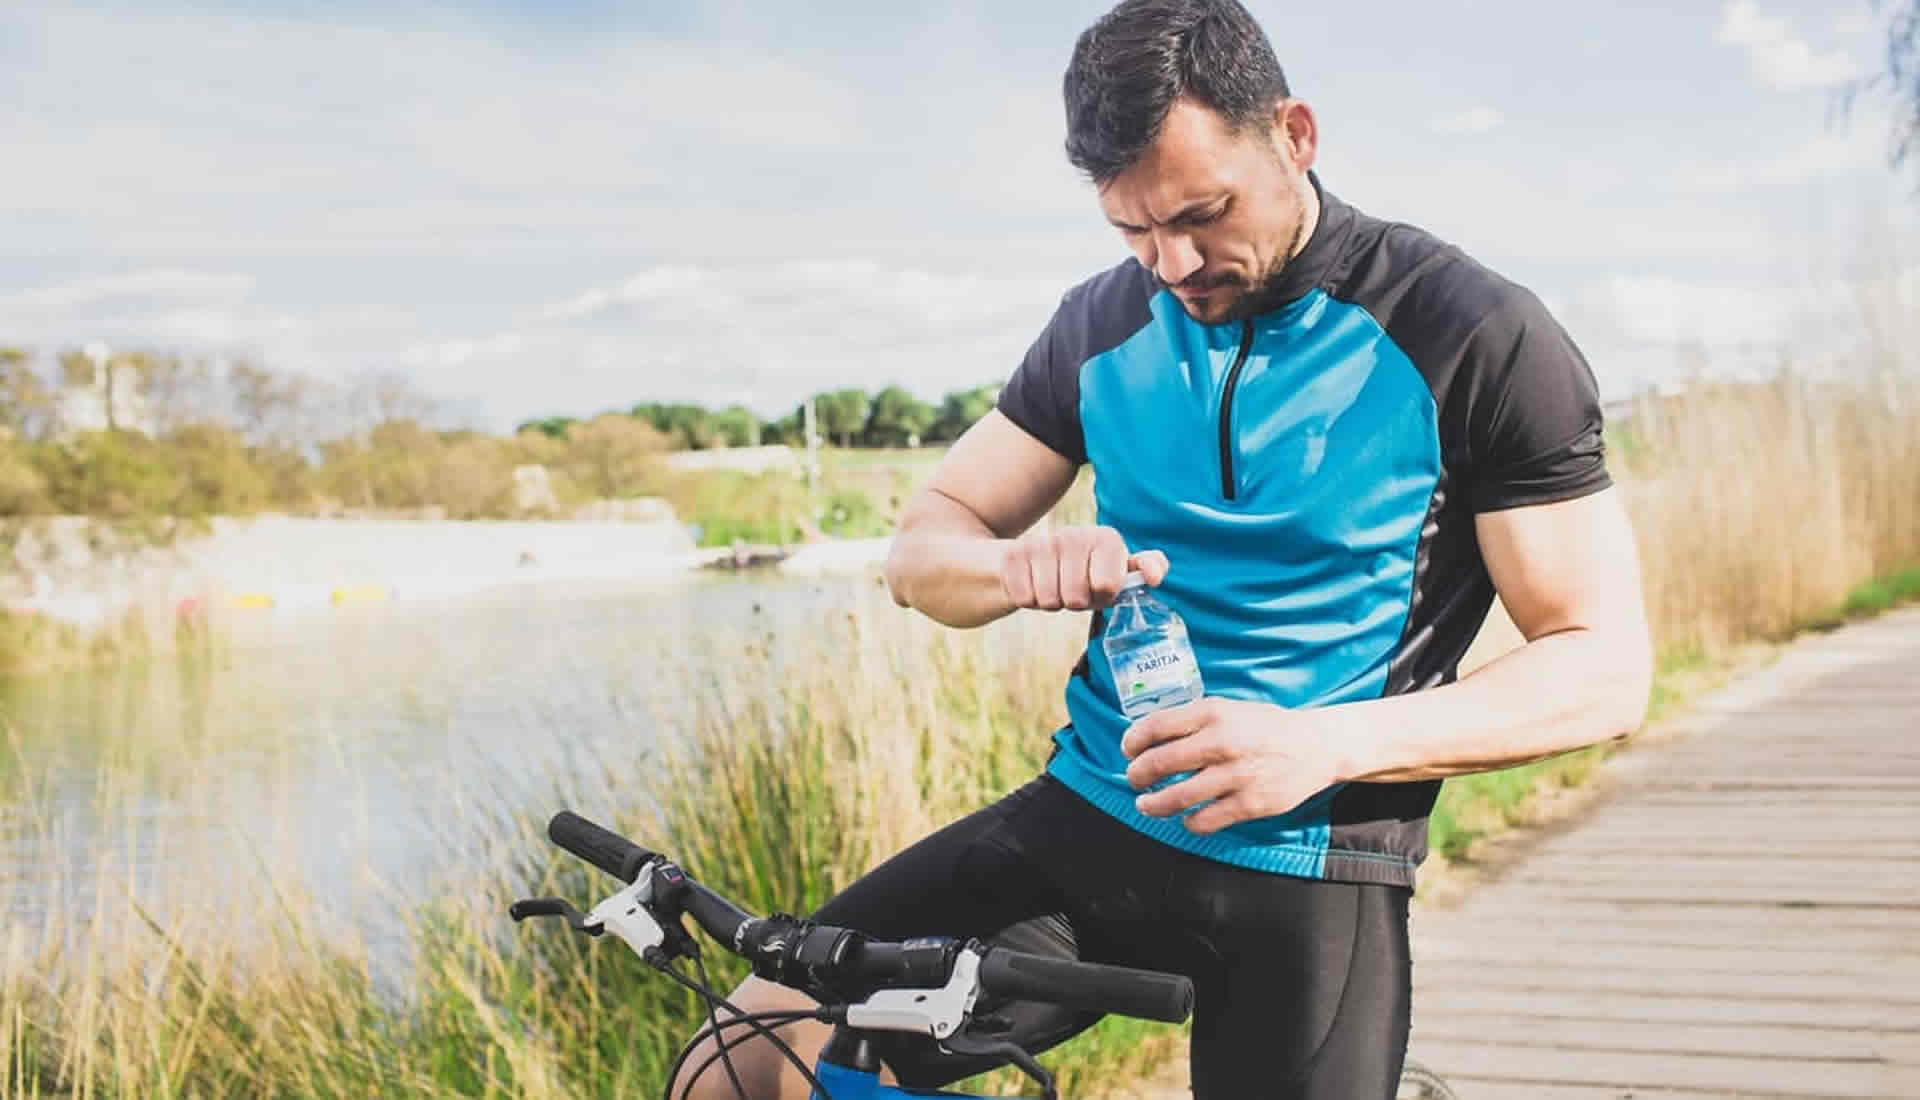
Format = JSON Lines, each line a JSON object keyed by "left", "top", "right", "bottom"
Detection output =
{"left": 1272, "top": 99, "right": 1318, "bottom": 172}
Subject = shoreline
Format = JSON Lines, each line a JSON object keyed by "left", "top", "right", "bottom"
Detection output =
{"left": 2, "top": 514, "right": 894, "bottom": 629}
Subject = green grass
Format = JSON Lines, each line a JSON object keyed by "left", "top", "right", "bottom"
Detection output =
{"left": 1805, "top": 563, "right": 1920, "bottom": 632}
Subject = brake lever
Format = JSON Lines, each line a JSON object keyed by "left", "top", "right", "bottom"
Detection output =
{"left": 940, "top": 1032, "right": 1057, "bottom": 1100}
{"left": 509, "top": 897, "right": 602, "bottom": 936}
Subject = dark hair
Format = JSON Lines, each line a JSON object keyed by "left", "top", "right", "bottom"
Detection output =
{"left": 1063, "top": 0, "right": 1291, "bottom": 184}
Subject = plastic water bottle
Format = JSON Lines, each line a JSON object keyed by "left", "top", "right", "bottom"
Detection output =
{"left": 1102, "top": 572, "right": 1204, "bottom": 794}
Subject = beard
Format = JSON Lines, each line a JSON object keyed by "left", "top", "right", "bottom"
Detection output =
{"left": 1164, "top": 204, "right": 1313, "bottom": 324}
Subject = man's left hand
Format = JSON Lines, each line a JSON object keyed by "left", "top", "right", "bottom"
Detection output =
{"left": 1121, "top": 697, "right": 1351, "bottom": 835}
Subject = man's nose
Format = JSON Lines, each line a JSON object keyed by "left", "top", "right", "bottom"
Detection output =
{"left": 1152, "top": 231, "right": 1203, "bottom": 287}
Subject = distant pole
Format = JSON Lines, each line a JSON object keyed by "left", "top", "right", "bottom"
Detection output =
{"left": 803, "top": 395, "right": 821, "bottom": 488}
{"left": 83, "top": 341, "right": 114, "bottom": 432}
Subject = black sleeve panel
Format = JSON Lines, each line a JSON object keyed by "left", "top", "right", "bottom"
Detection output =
{"left": 996, "top": 260, "right": 1158, "bottom": 466}
{"left": 1458, "top": 288, "right": 1612, "bottom": 512}
{"left": 1325, "top": 221, "right": 1611, "bottom": 514}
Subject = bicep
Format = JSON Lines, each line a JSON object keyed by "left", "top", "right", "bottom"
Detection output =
{"left": 1475, "top": 487, "right": 1646, "bottom": 642}
{"left": 904, "top": 410, "right": 1078, "bottom": 538}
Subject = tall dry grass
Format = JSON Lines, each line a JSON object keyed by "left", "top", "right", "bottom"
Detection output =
{"left": 3, "top": 357, "right": 1919, "bottom": 1097}
{"left": 1625, "top": 369, "right": 1920, "bottom": 651}
{"left": 1437, "top": 359, "right": 1920, "bottom": 859}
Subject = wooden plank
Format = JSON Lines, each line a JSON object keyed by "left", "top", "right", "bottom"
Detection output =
{"left": 1561, "top": 808, "right": 1920, "bottom": 830}
{"left": 1484, "top": 853, "right": 1920, "bottom": 874}
{"left": 1410, "top": 1038, "right": 1920, "bottom": 1097}
{"left": 1497, "top": 863, "right": 1920, "bottom": 886}
{"left": 1412, "top": 939, "right": 1918, "bottom": 977}
{"left": 1412, "top": 959, "right": 1920, "bottom": 1003}
{"left": 1459, "top": 882, "right": 1919, "bottom": 907}
{"left": 1423, "top": 1080, "right": 1715, "bottom": 1100}
{"left": 1415, "top": 922, "right": 1915, "bottom": 954}
{"left": 1402, "top": 612, "right": 1920, "bottom": 1095}
{"left": 1412, "top": 988, "right": 1920, "bottom": 1032}
{"left": 1627, "top": 777, "right": 1920, "bottom": 791}
{"left": 1408, "top": 1015, "right": 1920, "bottom": 1063}
{"left": 1514, "top": 838, "right": 1920, "bottom": 859}
{"left": 1495, "top": 875, "right": 1920, "bottom": 904}
{"left": 1414, "top": 900, "right": 1920, "bottom": 930}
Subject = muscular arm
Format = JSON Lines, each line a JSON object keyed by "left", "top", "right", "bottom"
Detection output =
{"left": 887, "top": 409, "right": 1170, "bottom": 628}
{"left": 884, "top": 410, "right": 1078, "bottom": 628}
{"left": 1334, "top": 487, "right": 1654, "bottom": 782}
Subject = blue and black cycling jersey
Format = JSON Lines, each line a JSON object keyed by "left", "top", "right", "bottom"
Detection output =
{"left": 997, "top": 175, "right": 1612, "bottom": 888}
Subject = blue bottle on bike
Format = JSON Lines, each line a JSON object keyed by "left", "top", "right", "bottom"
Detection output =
{"left": 1102, "top": 572, "right": 1203, "bottom": 794}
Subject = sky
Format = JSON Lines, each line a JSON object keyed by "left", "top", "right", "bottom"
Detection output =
{"left": 4, "top": 0, "right": 1918, "bottom": 431}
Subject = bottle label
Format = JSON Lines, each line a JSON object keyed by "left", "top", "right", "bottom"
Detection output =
{"left": 1111, "top": 641, "right": 1200, "bottom": 706}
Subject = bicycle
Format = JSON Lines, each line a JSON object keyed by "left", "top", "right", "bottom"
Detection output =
{"left": 512, "top": 810, "right": 1459, "bottom": 1100}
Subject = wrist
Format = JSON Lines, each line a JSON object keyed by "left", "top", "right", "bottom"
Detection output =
{"left": 1324, "top": 700, "right": 1389, "bottom": 784}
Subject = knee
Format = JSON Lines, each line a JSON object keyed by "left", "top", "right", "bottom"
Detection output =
{"left": 667, "top": 978, "right": 827, "bottom": 1100}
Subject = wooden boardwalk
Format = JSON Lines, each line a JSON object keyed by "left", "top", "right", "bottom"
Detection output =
{"left": 1406, "top": 606, "right": 1920, "bottom": 1098}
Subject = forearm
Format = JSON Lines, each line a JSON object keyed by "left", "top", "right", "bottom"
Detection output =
{"left": 884, "top": 509, "right": 1015, "bottom": 629}
{"left": 1334, "top": 624, "right": 1653, "bottom": 783}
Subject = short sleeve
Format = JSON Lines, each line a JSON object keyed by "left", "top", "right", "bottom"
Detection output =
{"left": 1464, "top": 290, "right": 1612, "bottom": 513}
{"left": 996, "top": 296, "right": 1088, "bottom": 465}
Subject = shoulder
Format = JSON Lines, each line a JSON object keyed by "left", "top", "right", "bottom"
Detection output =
{"left": 1042, "top": 258, "right": 1160, "bottom": 362}
{"left": 1328, "top": 208, "right": 1542, "bottom": 349}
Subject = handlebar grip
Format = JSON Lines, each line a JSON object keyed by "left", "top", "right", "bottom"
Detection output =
{"left": 978, "top": 948, "right": 1193, "bottom": 1024}
{"left": 548, "top": 811, "right": 658, "bottom": 884}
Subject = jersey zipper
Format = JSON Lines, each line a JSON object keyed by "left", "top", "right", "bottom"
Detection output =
{"left": 1217, "top": 319, "right": 1255, "bottom": 501}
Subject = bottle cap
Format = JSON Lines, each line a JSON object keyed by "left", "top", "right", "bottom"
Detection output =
{"left": 1119, "top": 570, "right": 1147, "bottom": 589}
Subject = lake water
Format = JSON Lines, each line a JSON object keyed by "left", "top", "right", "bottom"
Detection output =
{"left": 0, "top": 572, "right": 876, "bottom": 967}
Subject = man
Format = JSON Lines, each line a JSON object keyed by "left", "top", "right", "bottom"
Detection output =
{"left": 674, "top": 0, "right": 1651, "bottom": 1096}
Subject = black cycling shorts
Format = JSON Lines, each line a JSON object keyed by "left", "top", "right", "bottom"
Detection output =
{"left": 810, "top": 774, "right": 1412, "bottom": 1098}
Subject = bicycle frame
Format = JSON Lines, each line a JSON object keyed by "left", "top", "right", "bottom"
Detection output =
{"left": 810, "top": 1027, "right": 1017, "bottom": 1100}
{"left": 812, "top": 1062, "right": 994, "bottom": 1100}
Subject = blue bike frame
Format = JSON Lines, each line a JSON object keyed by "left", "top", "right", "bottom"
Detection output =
{"left": 810, "top": 1060, "right": 1013, "bottom": 1099}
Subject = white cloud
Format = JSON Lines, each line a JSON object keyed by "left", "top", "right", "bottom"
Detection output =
{"left": 0, "top": 270, "right": 255, "bottom": 312}
{"left": 1832, "top": 10, "right": 1876, "bottom": 38}
{"left": 1718, "top": 0, "right": 1858, "bottom": 89}
{"left": 1430, "top": 107, "right": 1504, "bottom": 136}
{"left": 393, "top": 260, "right": 1078, "bottom": 427}
{"left": 1667, "top": 117, "right": 1887, "bottom": 193}
{"left": 3, "top": 9, "right": 865, "bottom": 248}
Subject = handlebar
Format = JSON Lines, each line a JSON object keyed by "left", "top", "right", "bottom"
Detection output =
{"left": 531, "top": 810, "right": 1194, "bottom": 1026}
{"left": 548, "top": 809, "right": 657, "bottom": 883}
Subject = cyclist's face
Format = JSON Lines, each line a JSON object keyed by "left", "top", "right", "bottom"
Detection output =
{"left": 1098, "top": 97, "right": 1319, "bottom": 325}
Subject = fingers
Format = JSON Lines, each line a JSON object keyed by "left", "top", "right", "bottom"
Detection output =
{"left": 1001, "top": 527, "right": 1164, "bottom": 612}
{"left": 1133, "top": 764, "right": 1237, "bottom": 820}
{"left": 1119, "top": 699, "right": 1206, "bottom": 760}
{"left": 1126, "top": 549, "right": 1170, "bottom": 586}
{"left": 1028, "top": 539, "right": 1063, "bottom": 610}
{"left": 1057, "top": 527, "right": 1098, "bottom": 610}
{"left": 1182, "top": 794, "right": 1260, "bottom": 836}
{"left": 1088, "top": 536, "right": 1130, "bottom": 605}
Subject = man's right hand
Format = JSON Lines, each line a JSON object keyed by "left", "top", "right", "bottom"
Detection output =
{"left": 999, "top": 525, "right": 1170, "bottom": 612}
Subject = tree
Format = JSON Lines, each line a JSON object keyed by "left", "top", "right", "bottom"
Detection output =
{"left": 710, "top": 404, "right": 760, "bottom": 448}
{"left": 132, "top": 354, "right": 219, "bottom": 436}
{"left": 814, "top": 388, "right": 872, "bottom": 448}
{"left": 631, "top": 402, "right": 718, "bottom": 449}
{"left": 0, "top": 349, "right": 54, "bottom": 440}
{"left": 168, "top": 423, "right": 271, "bottom": 517}
{"left": 927, "top": 383, "right": 1000, "bottom": 443}
{"left": 1854, "top": 0, "right": 1920, "bottom": 170}
{"left": 229, "top": 360, "right": 313, "bottom": 445}
{"left": 863, "top": 385, "right": 936, "bottom": 448}
{"left": 566, "top": 413, "right": 670, "bottom": 498}
{"left": 760, "top": 408, "right": 803, "bottom": 446}
{"left": 517, "top": 415, "right": 577, "bottom": 440}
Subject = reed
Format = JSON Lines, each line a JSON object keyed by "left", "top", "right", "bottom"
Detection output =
{"left": 5, "top": 363, "right": 1920, "bottom": 1097}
